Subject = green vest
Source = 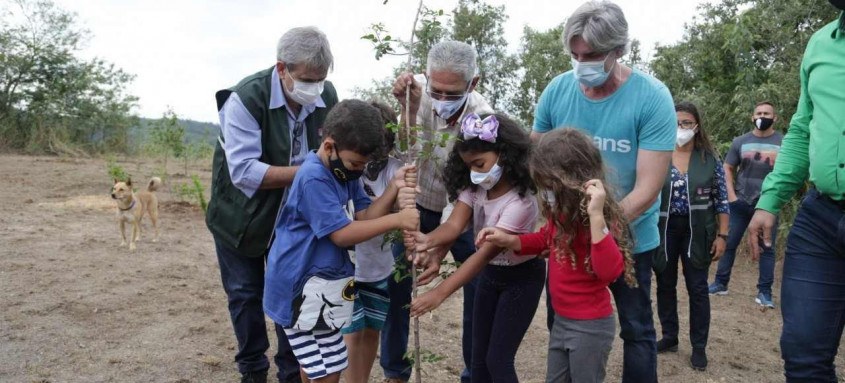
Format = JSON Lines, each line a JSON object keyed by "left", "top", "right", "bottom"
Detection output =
{"left": 654, "top": 148, "right": 718, "bottom": 272}
{"left": 206, "top": 66, "right": 338, "bottom": 257}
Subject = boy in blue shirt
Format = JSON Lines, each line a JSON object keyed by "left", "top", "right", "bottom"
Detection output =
{"left": 263, "top": 99, "right": 418, "bottom": 383}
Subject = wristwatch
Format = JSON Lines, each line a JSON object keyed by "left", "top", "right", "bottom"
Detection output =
{"left": 717, "top": 233, "right": 729, "bottom": 240}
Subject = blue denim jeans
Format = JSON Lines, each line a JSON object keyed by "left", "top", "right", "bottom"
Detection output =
{"left": 713, "top": 199, "right": 777, "bottom": 295}
{"left": 380, "top": 204, "right": 477, "bottom": 382}
{"left": 656, "top": 215, "right": 711, "bottom": 350}
{"left": 214, "top": 241, "right": 300, "bottom": 383}
{"left": 780, "top": 189, "right": 845, "bottom": 382}
{"left": 609, "top": 248, "right": 658, "bottom": 383}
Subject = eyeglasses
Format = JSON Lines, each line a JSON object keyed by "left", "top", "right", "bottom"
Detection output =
{"left": 425, "top": 85, "right": 469, "bottom": 102}
{"left": 291, "top": 120, "right": 304, "bottom": 156}
{"left": 677, "top": 120, "right": 698, "bottom": 130}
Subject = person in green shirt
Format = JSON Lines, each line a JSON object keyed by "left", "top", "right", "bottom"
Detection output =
{"left": 747, "top": 3, "right": 845, "bottom": 381}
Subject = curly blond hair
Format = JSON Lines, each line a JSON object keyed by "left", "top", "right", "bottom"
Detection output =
{"left": 531, "top": 128, "right": 637, "bottom": 287}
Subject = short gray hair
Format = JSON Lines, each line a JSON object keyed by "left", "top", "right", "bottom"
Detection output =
{"left": 276, "top": 26, "right": 334, "bottom": 72}
{"left": 426, "top": 41, "right": 478, "bottom": 83}
{"left": 563, "top": 1, "right": 630, "bottom": 56}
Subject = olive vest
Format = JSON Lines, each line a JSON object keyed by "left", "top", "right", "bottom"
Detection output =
{"left": 206, "top": 66, "right": 338, "bottom": 257}
{"left": 654, "top": 148, "right": 718, "bottom": 272}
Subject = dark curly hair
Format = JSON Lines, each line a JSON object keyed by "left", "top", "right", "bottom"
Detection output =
{"left": 322, "top": 99, "right": 384, "bottom": 156}
{"left": 442, "top": 113, "right": 535, "bottom": 201}
{"left": 369, "top": 100, "right": 397, "bottom": 158}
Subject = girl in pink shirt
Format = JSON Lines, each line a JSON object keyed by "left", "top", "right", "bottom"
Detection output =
{"left": 409, "top": 113, "right": 541, "bottom": 382}
{"left": 479, "top": 128, "right": 637, "bottom": 383}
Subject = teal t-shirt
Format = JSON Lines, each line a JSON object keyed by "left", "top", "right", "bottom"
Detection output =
{"left": 533, "top": 69, "right": 676, "bottom": 253}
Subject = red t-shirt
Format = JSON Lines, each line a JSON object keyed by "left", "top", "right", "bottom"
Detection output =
{"left": 517, "top": 219, "right": 623, "bottom": 320}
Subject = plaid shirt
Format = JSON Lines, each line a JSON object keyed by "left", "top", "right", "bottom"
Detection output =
{"left": 412, "top": 76, "right": 493, "bottom": 212}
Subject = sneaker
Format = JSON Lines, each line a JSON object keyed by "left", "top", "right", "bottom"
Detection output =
{"left": 656, "top": 338, "right": 678, "bottom": 353}
{"left": 756, "top": 292, "right": 775, "bottom": 309}
{"left": 708, "top": 282, "right": 729, "bottom": 295}
{"left": 241, "top": 370, "right": 268, "bottom": 383}
{"left": 690, "top": 348, "right": 708, "bottom": 371}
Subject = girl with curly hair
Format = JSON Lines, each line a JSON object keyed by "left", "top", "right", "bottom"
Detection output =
{"left": 409, "top": 112, "right": 541, "bottom": 382}
{"left": 478, "top": 128, "right": 636, "bottom": 383}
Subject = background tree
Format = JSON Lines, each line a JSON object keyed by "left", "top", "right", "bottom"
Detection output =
{"left": 0, "top": 0, "right": 138, "bottom": 154}
{"left": 650, "top": 0, "right": 837, "bottom": 148}
{"left": 147, "top": 108, "right": 184, "bottom": 173}
{"left": 511, "top": 23, "right": 570, "bottom": 128}
{"left": 450, "top": 0, "right": 518, "bottom": 111}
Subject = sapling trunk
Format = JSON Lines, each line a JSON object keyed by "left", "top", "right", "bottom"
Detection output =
{"left": 404, "top": 2, "right": 425, "bottom": 382}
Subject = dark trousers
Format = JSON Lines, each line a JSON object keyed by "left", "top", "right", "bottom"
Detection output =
{"left": 713, "top": 199, "right": 778, "bottom": 294}
{"left": 214, "top": 241, "right": 300, "bottom": 383}
{"left": 545, "top": 247, "right": 658, "bottom": 382}
{"left": 609, "top": 247, "right": 659, "bottom": 383}
{"left": 656, "top": 215, "right": 711, "bottom": 349}
{"left": 780, "top": 189, "right": 845, "bottom": 382}
{"left": 381, "top": 204, "right": 477, "bottom": 382}
{"left": 470, "top": 258, "right": 544, "bottom": 383}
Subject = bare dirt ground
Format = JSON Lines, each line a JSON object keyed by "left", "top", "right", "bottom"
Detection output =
{"left": 1, "top": 154, "right": 843, "bottom": 383}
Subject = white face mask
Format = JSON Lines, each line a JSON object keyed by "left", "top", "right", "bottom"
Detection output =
{"left": 571, "top": 54, "right": 615, "bottom": 88}
{"left": 285, "top": 71, "right": 324, "bottom": 106}
{"left": 676, "top": 128, "right": 696, "bottom": 147}
{"left": 541, "top": 189, "right": 556, "bottom": 205}
{"left": 470, "top": 162, "right": 503, "bottom": 191}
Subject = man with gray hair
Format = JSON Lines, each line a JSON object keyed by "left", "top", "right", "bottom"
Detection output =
{"left": 532, "top": 1, "right": 676, "bottom": 381}
{"left": 206, "top": 26, "right": 338, "bottom": 383}
{"left": 386, "top": 40, "right": 493, "bottom": 383}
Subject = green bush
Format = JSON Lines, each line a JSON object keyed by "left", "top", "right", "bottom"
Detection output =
{"left": 174, "top": 175, "right": 208, "bottom": 214}
{"left": 106, "top": 157, "right": 130, "bottom": 182}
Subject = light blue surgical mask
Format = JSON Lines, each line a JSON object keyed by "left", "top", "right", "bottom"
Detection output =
{"left": 432, "top": 93, "right": 468, "bottom": 119}
{"left": 470, "top": 161, "right": 503, "bottom": 191}
{"left": 571, "top": 54, "right": 615, "bottom": 88}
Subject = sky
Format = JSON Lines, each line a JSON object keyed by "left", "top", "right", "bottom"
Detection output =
{"left": 50, "top": 0, "right": 712, "bottom": 123}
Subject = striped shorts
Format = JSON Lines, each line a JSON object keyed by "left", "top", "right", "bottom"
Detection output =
{"left": 284, "top": 327, "right": 348, "bottom": 379}
{"left": 341, "top": 277, "right": 391, "bottom": 334}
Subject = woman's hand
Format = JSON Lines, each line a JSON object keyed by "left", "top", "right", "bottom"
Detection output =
{"left": 711, "top": 236, "right": 726, "bottom": 261}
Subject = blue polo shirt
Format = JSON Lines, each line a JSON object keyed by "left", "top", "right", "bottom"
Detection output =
{"left": 264, "top": 151, "right": 371, "bottom": 327}
{"left": 533, "top": 69, "right": 676, "bottom": 253}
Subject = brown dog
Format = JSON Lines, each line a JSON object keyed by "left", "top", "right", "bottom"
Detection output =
{"left": 110, "top": 177, "right": 161, "bottom": 250}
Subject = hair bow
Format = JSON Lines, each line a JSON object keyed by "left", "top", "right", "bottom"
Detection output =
{"left": 461, "top": 113, "right": 499, "bottom": 143}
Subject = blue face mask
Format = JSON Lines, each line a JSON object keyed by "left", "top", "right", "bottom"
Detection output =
{"left": 429, "top": 80, "right": 472, "bottom": 119}
{"left": 571, "top": 54, "right": 615, "bottom": 88}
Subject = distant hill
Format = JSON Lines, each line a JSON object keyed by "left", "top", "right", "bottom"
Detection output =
{"left": 131, "top": 118, "right": 220, "bottom": 147}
